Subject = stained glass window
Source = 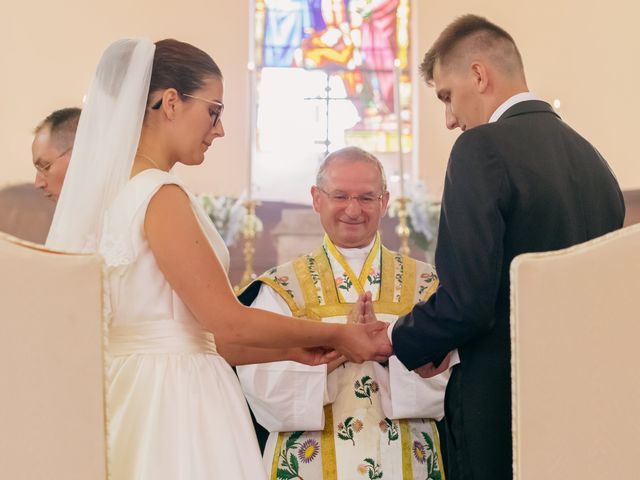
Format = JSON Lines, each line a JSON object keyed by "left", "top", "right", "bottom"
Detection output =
{"left": 252, "top": 0, "right": 411, "bottom": 202}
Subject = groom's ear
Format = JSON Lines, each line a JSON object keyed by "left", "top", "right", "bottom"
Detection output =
{"left": 471, "top": 62, "right": 489, "bottom": 94}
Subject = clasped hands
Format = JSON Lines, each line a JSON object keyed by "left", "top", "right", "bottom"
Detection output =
{"left": 340, "top": 292, "right": 451, "bottom": 379}
{"left": 299, "top": 292, "right": 450, "bottom": 378}
{"left": 296, "top": 292, "right": 390, "bottom": 368}
{"left": 341, "top": 291, "right": 392, "bottom": 363}
{"left": 342, "top": 293, "right": 452, "bottom": 378}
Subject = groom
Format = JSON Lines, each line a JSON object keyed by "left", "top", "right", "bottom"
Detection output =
{"left": 390, "top": 14, "right": 625, "bottom": 479}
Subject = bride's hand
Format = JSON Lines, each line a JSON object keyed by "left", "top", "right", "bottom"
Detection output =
{"left": 289, "top": 347, "right": 340, "bottom": 366}
{"left": 327, "top": 354, "right": 348, "bottom": 373}
{"left": 335, "top": 320, "right": 392, "bottom": 364}
{"left": 341, "top": 292, "right": 391, "bottom": 363}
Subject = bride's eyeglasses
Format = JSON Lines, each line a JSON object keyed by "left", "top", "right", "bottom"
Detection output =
{"left": 151, "top": 92, "right": 224, "bottom": 128}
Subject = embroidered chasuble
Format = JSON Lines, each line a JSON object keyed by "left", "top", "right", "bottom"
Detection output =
{"left": 238, "top": 234, "right": 446, "bottom": 480}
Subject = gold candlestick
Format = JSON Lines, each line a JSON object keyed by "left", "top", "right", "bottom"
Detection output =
{"left": 394, "top": 196, "right": 411, "bottom": 256}
{"left": 235, "top": 199, "right": 261, "bottom": 292}
{"left": 234, "top": 60, "right": 259, "bottom": 293}
{"left": 392, "top": 58, "right": 410, "bottom": 256}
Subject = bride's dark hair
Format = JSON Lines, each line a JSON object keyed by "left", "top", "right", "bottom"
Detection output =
{"left": 147, "top": 39, "right": 222, "bottom": 106}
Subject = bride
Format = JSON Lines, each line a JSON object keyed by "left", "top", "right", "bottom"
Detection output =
{"left": 46, "top": 38, "right": 391, "bottom": 479}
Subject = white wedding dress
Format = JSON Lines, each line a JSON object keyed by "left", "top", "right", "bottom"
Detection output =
{"left": 100, "top": 168, "right": 266, "bottom": 479}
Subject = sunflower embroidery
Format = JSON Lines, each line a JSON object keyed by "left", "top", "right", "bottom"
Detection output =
{"left": 297, "top": 438, "right": 319, "bottom": 464}
{"left": 413, "top": 440, "right": 427, "bottom": 463}
{"left": 418, "top": 431, "right": 442, "bottom": 480}
{"left": 276, "top": 431, "right": 320, "bottom": 480}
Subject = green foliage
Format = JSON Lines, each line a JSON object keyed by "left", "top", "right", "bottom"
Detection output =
{"left": 276, "top": 468, "right": 294, "bottom": 480}
{"left": 286, "top": 431, "right": 303, "bottom": 450}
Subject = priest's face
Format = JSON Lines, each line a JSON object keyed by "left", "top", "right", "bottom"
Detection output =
{"left": 312, "top": 158, "right": 389, "bottom": 248}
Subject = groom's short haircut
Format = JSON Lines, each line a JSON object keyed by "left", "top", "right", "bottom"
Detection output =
{"left": 316, "top": 146, "right": 387, "bottom": 192}
{"left": 34, "top": 107, "right": 81, "bottom": 151}
{"left": 421, "top": 14, "right": 525, "bottom": 85}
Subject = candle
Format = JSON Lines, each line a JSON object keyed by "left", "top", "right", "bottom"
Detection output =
{"left": 393, "top": 58, "right": 405, "bottom": 198}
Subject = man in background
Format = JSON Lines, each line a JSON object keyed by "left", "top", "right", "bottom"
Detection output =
{"left": 0, "top": 107, "right": 80, "bottom": 243}
{"left": 32, "top": 107, "right": 81, "bottom": 201}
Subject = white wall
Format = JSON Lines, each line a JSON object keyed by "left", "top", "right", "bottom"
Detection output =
{"left": 416, "top": 0, "right": 640, "bottom": 196}
{"left": 0, "top": 0, "right": 252, "bottom": 196}
{"left": 2, "top": 0, "right": 639, "bottom": 198}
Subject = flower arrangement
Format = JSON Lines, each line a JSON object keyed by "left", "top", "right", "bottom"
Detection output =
{"left": 388, "top": 180, "right": 440, "bottom": 252}
{"left": 197, "top": 193, "right": 263, "bottom": 247}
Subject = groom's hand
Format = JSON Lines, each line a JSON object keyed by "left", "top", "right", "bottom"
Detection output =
{"left": 337, "top": 320, "right": 392, "bottom": 364}
{"left": 414, "top": 351, "right": 452, "bottom": 378}
{"left": 338, "top": 292, "right": 392, "bottom": 363}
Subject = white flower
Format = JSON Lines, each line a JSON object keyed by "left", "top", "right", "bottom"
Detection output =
{"left": 388, "top": 180, "right": 440, "bottom": 251}
{"left": 197, "top": 193, "right": 263, "bottom": 247}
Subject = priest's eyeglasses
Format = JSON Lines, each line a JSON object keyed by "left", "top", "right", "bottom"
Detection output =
{"left": 34, "top": 147, "right": 72, "bottom": 175}
{"left": 151, "top": 92, "right": 224, "bottom": 128}
{"left": 317, "top": 187, "right": 384, "bottom": 207}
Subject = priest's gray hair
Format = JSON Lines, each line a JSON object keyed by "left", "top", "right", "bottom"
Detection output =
{"left": 316, "top": 146, "right": 387, "bottom": 192}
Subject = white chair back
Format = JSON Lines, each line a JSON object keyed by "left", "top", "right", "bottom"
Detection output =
{"left": 510, "top": 224, "right": 640, "bottom": 479}
{"left": 0, "top": 233, "right": 107, "bottom": 479}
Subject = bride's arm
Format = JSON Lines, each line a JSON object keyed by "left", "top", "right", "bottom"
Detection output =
{"left": 144, "top": 185, "right": 391, "bottom": 364}
{"left": 215, "top": 344, "right": 336, "bottom": 367}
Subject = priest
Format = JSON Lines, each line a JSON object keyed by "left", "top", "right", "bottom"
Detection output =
{"left": 238, "top": 146, "right": 456, "bottom": 480}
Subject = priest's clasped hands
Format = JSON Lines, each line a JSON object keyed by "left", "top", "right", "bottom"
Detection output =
{"left": 334, "top": 291, "right": 392, "bottom": 363}
{"left": 341, "top": 292, "right": 451, "bottom": 379}
{"left": 299, "top": 292, "right": 449, "bottom": 378}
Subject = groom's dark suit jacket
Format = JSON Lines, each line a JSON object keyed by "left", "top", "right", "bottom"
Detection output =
{"left": 392, "top": 100, "right": 625, "bottom": 480}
